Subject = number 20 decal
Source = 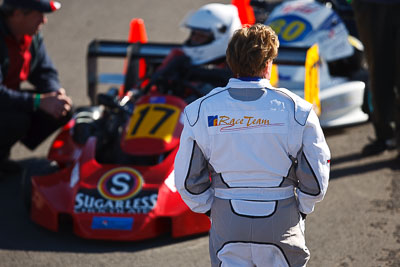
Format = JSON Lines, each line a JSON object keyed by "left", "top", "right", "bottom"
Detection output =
{"left": 125, "top": 103, "right": 180, "bottom": 142}
{"left": 268, "top": 15, "right": 312, "bottom": 44}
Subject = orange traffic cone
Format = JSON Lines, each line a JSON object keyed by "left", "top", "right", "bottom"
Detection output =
{"left": 128, "top": 18, "right": 148, "bottom": 44}
{"left": 128, "top": 18, "right": 148, "bottom": 80}
{"left": 120, "top": 18, "right": 148, "bottom": 97}
{"left": 231, "top": 0, "right": 255, "bottom": 26}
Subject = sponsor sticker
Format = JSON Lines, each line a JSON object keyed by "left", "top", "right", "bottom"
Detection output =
{"left": 97, "top": 167, "right": 143, "bottom": 201}
{"left": 149, "top": 96, "right": 166, "bottom": 103}
{"left": 74, "top": 167, "right": 158, "bottom": 214}
{"left": 91, "top": 216, "right": 133, "bottom": 230}
{"left": 74, "top": 190, "right": 158, "bottom": 214}
{"left": 207, "top": 110, "right": 288, "bottom": 134}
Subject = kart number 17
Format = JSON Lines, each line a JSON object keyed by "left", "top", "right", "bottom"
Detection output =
{"left": 126, "top": 103, "right": 180, "bottom": 142}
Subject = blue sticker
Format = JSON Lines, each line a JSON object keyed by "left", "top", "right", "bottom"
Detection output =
{"left": 92, "top": 216, "right": 133, "bottom": 230}
{"left": 149, "top": 96, "right": 166, "bottom": 103}
{"left": 208, "top": 115, "right": 218, "bottom": 127}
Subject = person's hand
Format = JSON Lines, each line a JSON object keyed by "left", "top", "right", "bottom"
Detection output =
{"left": 38, "top": 88, "right": 73, "bottom": 119}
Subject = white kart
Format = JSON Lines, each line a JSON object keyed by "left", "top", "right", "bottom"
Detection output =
{"left": 263, "top": 0, "right": 369, "bottom": 128}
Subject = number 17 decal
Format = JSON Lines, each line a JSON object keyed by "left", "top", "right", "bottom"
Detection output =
{"left": 125, "top": 103, "right": 180, "bottom": 142}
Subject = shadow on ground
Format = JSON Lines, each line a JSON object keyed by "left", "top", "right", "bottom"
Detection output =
{"left": 330, "top": 154, "right": 399, "bottom": 179}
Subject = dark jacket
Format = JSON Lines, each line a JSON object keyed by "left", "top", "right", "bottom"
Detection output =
{"left": 0, "top": 13, "right": 60, "bottom": 112}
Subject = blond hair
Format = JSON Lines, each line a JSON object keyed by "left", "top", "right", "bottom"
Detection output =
{"left": 226, "top": 24, "right": 279, "bottom": 77}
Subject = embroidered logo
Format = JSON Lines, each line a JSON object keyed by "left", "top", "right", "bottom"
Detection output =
{"left": 207, "top": 115, "right": 284, "bottom": 132}
{"left": 208, "top": 115, "right": 219, "bottom": 127}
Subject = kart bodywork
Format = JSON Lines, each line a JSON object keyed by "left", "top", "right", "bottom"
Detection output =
{"left": 28, "top": 40, "right": 211, "bottom": 241}
{"left": 264, "top": 0, "right": 369, "bottom": 128}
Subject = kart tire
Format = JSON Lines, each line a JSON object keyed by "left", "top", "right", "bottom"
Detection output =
{"left": 21, "top": 159, "right": 59, "bottom": 212}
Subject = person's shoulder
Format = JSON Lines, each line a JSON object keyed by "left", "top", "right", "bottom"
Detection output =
{"left": 186, "top": 86, "right": 227, "bottom": 111}
{"left": 269, "top": 86, "right": 311, "bottom": 106}
{"left": 184, "top": 86, "right": 228, "bottom": 126}
{"left": 269, "top": 86, "right": 302, "bottom": 101}
{"left": 269, "top": 86, "right": 313, "bottom": 126}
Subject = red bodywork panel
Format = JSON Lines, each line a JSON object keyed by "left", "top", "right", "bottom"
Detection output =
{"left": 47, "top": 119, "right": 83, "bottom": 168}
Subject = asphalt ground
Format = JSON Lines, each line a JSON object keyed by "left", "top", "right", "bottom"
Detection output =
{"left": 1, "top": 1, "right": 400, "bottom": 266}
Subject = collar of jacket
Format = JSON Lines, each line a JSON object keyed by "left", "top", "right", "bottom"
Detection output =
{"left": 226, "top": 78, "right": 273, "bottom": 89}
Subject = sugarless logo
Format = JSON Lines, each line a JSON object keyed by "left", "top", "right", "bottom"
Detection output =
{"left": 97, "top": 167, "right": 143, "bottom": 201}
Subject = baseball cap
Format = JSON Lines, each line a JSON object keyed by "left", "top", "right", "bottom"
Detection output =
{"left": 2, "top": 0, "right": 61, "bottom": 13}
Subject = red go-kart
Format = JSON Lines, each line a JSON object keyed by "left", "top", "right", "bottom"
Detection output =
{"left": 22, "top": 34, "right": 211, "bottom": 241}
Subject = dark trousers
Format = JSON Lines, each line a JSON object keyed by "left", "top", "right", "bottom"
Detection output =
{"left": 0, "top": 109, "right": 72, "bottom": 159}
{"left": 353, "top": 0, "right": 400, "bottom": 142}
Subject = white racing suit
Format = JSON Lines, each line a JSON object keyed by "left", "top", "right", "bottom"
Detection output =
{"left": 174, "top": 78, "right": 330, "bottom": 267}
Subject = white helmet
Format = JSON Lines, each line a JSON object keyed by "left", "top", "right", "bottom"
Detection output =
{"left": 182, "top": 3, "right": 242, "bottom": 65}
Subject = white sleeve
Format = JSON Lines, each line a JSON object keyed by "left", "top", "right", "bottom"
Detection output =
{"left": 174, "top": 111, "right": 214, "bottom": 213}
{"left": 296, "top": 110, "right": 330, "bottom": 214}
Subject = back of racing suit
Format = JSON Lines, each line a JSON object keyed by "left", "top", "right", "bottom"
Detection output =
{"left": 174, "top": 78, "right": 330, "bottom": 267}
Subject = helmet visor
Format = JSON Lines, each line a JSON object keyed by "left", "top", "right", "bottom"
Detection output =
{"left": 185, "top": 28, "right": 214, "bottom": 47}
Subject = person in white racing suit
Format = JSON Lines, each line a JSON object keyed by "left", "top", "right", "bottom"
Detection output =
{"left": 174, "top": 24, "right": 331, "bottom": 267}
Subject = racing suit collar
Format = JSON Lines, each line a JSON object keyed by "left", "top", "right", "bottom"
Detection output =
{"left": 238, "top": 77, "right": 263, "bottom": 81}
{"left": 227, "top": 77, "right": 272, "bottom": 89}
